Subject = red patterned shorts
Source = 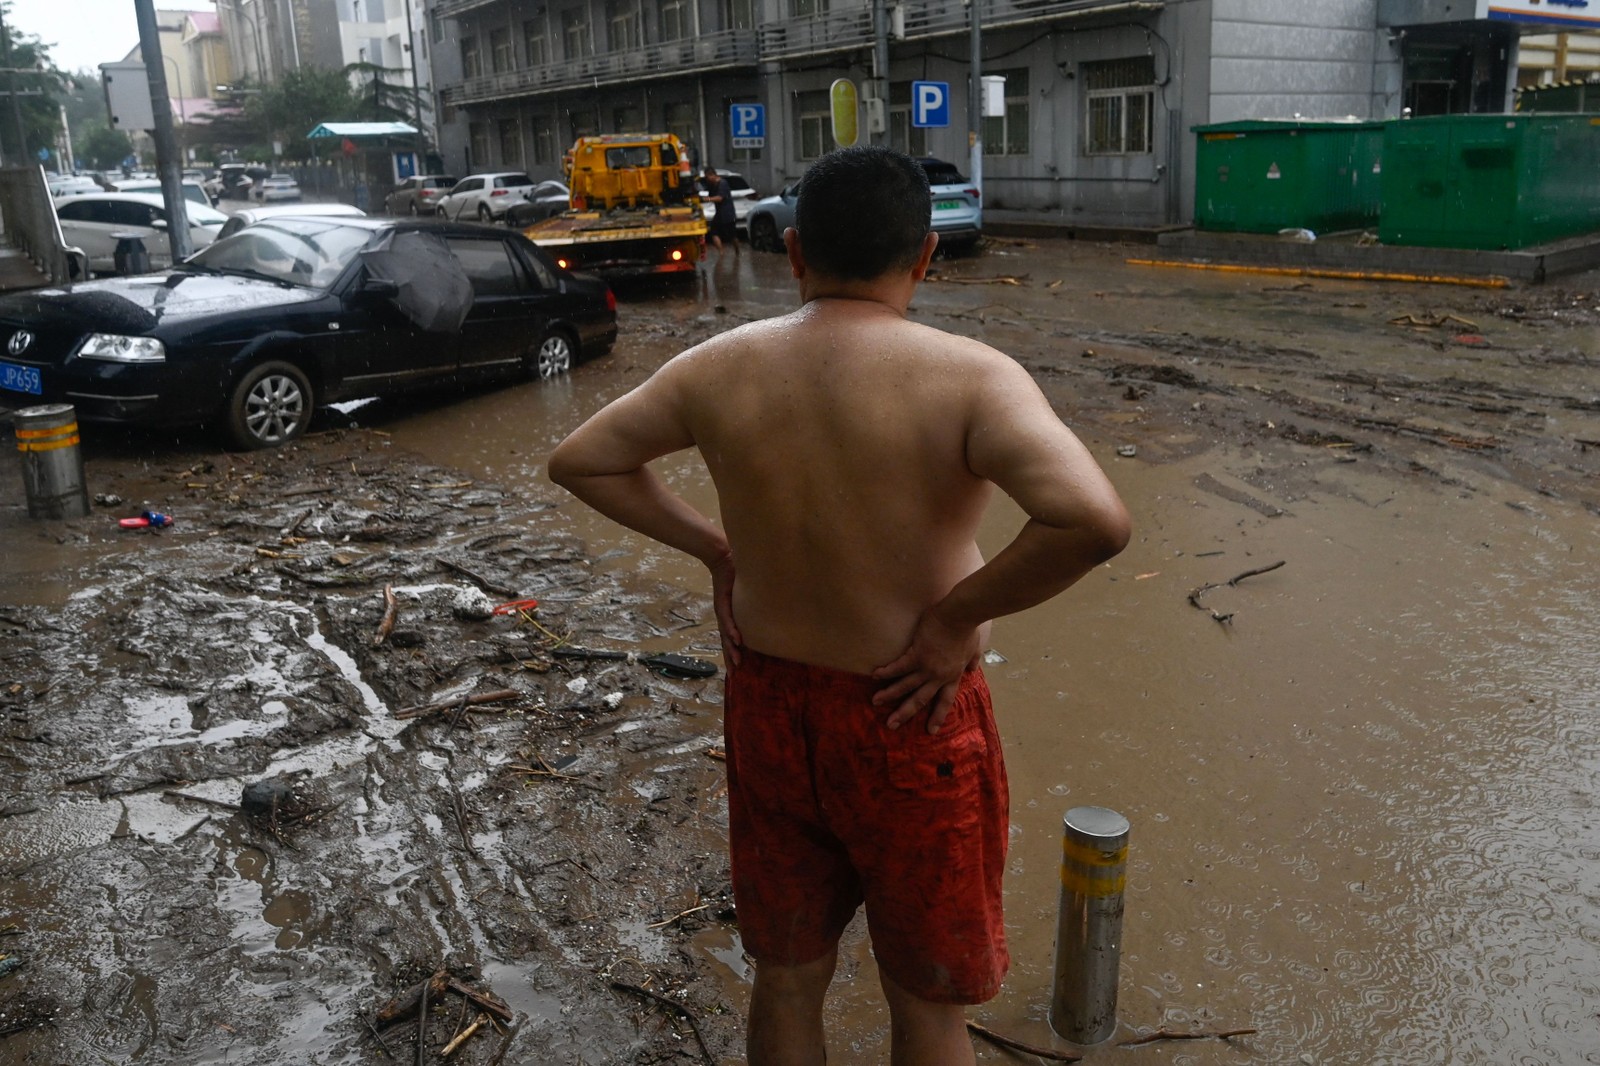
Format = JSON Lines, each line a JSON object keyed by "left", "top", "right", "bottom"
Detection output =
{"left": 724, "top": 647, "right": 1010, "bottom": 1004}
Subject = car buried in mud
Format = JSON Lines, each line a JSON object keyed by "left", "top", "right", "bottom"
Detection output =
{"left": 0, "top": 216, "right": 617, "bottom": 450}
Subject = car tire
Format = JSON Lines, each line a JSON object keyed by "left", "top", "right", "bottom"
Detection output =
{"left": 750, "top": 216, "right": 778, "bottom": 253}
{"left": 225, "top": 360, "right": 313, "bottom": 450}
{"left": 477, "top": 204, "right": 492, "bottom": 222}
{"left": 530, "top": 328, "right": 576, "bottom": 380}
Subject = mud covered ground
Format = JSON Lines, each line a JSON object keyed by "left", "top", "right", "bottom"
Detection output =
{"left": 1, "top": 240, "right": 1598, "bottom": 1065}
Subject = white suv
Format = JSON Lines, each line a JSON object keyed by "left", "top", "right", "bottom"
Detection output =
{"left": 435, "top": 172, "right": 536, "bottom": 222}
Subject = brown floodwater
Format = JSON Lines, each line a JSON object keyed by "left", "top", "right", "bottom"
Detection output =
{"left": 370, "top": 249, "right": 1600, "bottom": 1063}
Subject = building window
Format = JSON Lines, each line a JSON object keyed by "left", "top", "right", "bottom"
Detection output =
{"left": 461, "top": 35, "right": 481, "bottom": 79}
{"left": 795, "top": 88, "right": 829, "bottom": 159}
{"left": 498, "top": 118, "right": 523, "bottom": 166}
{"left": 790, "top": 0, "right": 828, "bottom": 16}
{"left": 570, "top": 110, "right": 599, "bottom": 142}
{"left": 607, "top": 0, "right": 642, "bottom": 52}
{"left": 523, "top": 17, "right": 548, "bottom": 66}
{"left": 889, "top": 81, "right": 927, "bottom": 157}
{"left": 469, "top": 121, "right": 490, "bottom": 166}
{"left": 430, "top": 11, "right": 442, "bottom": 45}
{"left": 723, "top": 0, "right": 754, "bottom": 29}
{"left": 982, "top": 68, "right": 1029, "bottom": 156}
{"left": 1083, "top": 56, "right": 1155, "bottom": 155}
{"left": 660, "top": 0, "right": 691, "bottom": 41}
{"left": 664, "top": 100, "right": 696, "bottom": 153}
{"left": 612, "top": 105, "right": 644, "bottom": 133}
{"left": 532, "top": 118, "right": 555, "bottom": 164}
{"left": 490, "top": 28, "right": 513, "bottom": 73}
{"left": 562, "top": 8, "right": 592, "bottom": 59}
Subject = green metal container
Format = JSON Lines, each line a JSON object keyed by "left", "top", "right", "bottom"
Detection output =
{"left": 1380, "top": 113, "right": 1600, "bottom": 250}
{"left": 1193, "top": 120, "right": 1386, "bottom": 235}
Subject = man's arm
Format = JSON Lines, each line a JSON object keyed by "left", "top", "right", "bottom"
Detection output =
{"left": 548, "top": 356, "right": 743, "bottom": 661}
{"left": 874, "top": 354, "right": 1130, "bottom": 729}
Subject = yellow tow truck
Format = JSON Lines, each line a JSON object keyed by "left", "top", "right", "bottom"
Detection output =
{"left": 522, "top": 133, "right": 707, "bottom": 277}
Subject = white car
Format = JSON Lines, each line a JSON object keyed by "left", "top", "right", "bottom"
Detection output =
{"left": 53, "top": 192, "right": 228, "bottom": 275}
{"left": 108, "top": 178, "right": 215, "bottom": 208}
{"left": 434, "top": 172, "right": 536, "bottom": 222}
{"left": 215, "top": 202, "right": 365, "bottom": 240}
{"left": 252, "top": 174, "right": 302, "bottom": 203}
{"left": 49, "top": 177, "right": 101, "bottom": 198}
{"left": 698, "top": 170, "right": 758, "bottom": 231}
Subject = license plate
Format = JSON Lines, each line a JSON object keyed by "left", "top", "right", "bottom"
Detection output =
{"left": 935, "top": 199, "right": 963, "bottom": 211}
{"left": 0, "top": 360, "right": 41, "bottom": 395}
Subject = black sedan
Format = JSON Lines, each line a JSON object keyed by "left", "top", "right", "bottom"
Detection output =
{"left": 0, "top": 217, "right": 617, "bottom": 449}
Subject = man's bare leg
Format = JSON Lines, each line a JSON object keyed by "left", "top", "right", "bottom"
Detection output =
{"left": 880, "top": 970, "right": 976, "bottom": 1066}
{"left": 748, "top": 950, "right": 837, "bottom": 1066}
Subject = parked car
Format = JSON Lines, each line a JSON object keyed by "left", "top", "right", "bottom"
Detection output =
{"left": 434, "top": 172, "right": 536, "bottom": 222}
{"left": 108, "top": 178, "right": 216, "bottom": 208}
{"left": 745, "top": 182, "right": 798, "bottom": 252}
{"left": 0, "top": 217, "right": 618, "bottom": 449}
{"left": 252, "top": 173, "right": 302, "bottom": 203}
{"left": 745, "top": 159, "right": 982, "bottom": 253}
{"left": 215, "top": 203, "right": 366, "bottom": 240}
{"left": 385, "top": 174, "right": 458, "bottom": 216}
{"left": 915, "top": 157, "right": 983, "bottom": 250}
{"left": 208, "top": 163, "right": 253, "bottom": 201}
{"left": 53, "top": 192, "right": 228, "bottom": 275}
{"left": 697, "top": 170, "right": 758, "bottom": 232}
{"left": 48, "top": 176, "right": 101, "bottom": 198}
{"left": 504, "top": 180, "right": 572, "bottom": 227}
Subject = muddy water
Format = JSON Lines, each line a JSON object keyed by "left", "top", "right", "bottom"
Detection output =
{"left": 367, "top": 249, "right": 1600, "bottom": 1062}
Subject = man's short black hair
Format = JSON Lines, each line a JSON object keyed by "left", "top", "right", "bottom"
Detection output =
{"left": 794, "top": 146, "right": 931, "bottom": 281}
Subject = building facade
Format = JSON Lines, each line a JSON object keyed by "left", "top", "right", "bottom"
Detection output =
{"left": 427, "top": 0, "right": 1597, "bottom": 226}
{"left": 336, "top": 0, "right": 438, "bottom": 144}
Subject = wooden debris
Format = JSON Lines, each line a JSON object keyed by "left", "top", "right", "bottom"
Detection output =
{"left": 437, "top": 558, "right": 516, "bottom": 598}
{"left": 441, "top": 1013, "right": 488, "bottom": 1056}
{"left": 965, "top": 1021, "right": 1082, "bottom": 1062}
{"left": 445, "top": 979, "right": 513, "bottom": 1023}
{"left": 394, "top": 688, "right": 521, "bottom": 720}
{"left": 376, "top": 970, "right": 450, "bottom": 1029}
{"left": 609, "top": 981, "right": 715, "bottom": 1065}
{"left": 415, "top": 975, "right": 431, "bottom": 1066}
{"left": 375, "top": 586, "right": 399, "bottom": 646}
{"left": 927, "top": 273, "right": 1029, "bottom": 286}
{"left": 647, "top": 901, "right": 710, "bottom": 929}
{"left": 1388, "top": 312, "right": 1479, "bottom": 330}
{"left": 1187, "top": 561, "right": 1286, "bottom": 624}
{"left": 1119, "top": 1025, "right": 1258, "bottom": 1047}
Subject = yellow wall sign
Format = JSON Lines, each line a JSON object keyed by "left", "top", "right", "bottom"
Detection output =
{"left": 830, "top": 79, "right": 859, "bottom": 148}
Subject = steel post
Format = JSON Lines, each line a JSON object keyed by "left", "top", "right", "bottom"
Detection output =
{"left": 1049, "top": 805, "right": 1130, "bottom": 1044}
{"left": 13, "top": 404, "right": 89, "bottom": 520}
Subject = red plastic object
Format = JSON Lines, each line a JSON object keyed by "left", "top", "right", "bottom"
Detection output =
{"left": 491, "top": 598, "right": 540, "bottom": 615}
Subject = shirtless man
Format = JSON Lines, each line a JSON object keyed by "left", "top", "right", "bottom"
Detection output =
{"left": 549, "top": 146, "right": 1129, "bottom": 1066}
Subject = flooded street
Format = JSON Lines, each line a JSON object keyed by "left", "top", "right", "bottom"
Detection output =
{"left": 3, "top": 240, "right": 1598, "bottom": 1063}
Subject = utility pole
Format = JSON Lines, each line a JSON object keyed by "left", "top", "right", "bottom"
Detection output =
{"left": 871, "top": 0, "right": 889, "bottom": 146}
{"left": 968, "top": 0, "right": 982, "bottom": 199}
{"left": 403, "top": 0, "right": 425, "bottom": 166}
{"left": 133, "top": 0, "right": 192, "bottom": 259}
{"left": 0, "top": 5, "right": 28, "bottom": 166}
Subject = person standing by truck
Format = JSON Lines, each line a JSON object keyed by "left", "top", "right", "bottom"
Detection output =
{"left": 702, "top": 165, "right": 740, "bottom": 259}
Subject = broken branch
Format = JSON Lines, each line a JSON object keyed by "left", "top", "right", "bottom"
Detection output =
{"left": 609, "top": 981, "right": 715, "bottom": 1065}
{"left": 1118, "top": 1026, "right": 1258, "bottom": 1047}
{"left": 965, "top": 1021, "right": 1082, "bottom": 1062}
{"left": 441, "top": 1013, "right": 487, "bottom": 1056}
{"left": 375, "top": 970, "right": 449, "bottom": 1029}
{"left": 445, "top": 979, "right": 514, "bottom": 1023}
{"left": 394, "top": 688, "right": 521, "bottom": 720}
{"left": 1187, "top": 560, "right": 1287, "bottom": 624}
{"left": 375, "top": 586, "right": 399, "bottom": 646}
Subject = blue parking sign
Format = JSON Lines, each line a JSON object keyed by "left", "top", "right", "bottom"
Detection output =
{"left": 912, "top": 81, "right": 950, "bottom": 129}
{"left": 731, "top": 103, "right": 766, "bottom": 149}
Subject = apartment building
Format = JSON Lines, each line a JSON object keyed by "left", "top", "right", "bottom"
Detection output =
{"left": 429, "top": 0, "right": 1596, "bottom": 226}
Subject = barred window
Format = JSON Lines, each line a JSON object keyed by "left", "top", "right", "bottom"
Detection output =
{"left": 982, "top": 68, "right": 1029, "bottom": 156}
{"left": 1083, "top": 56, "right": 1155, "bottom": 155}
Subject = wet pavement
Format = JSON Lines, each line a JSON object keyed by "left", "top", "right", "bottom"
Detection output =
{"left": 2, "top": 240, "right": 1598, "bottom": 1064}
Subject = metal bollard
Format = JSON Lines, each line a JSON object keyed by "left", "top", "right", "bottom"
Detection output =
{"left": 13, "top": 404, "right": 90, "bottom": 519}
{"left": 111, "top": 232, "right": 150, "bottom": 276}
{"left": 1049, "top": 805, "right": 1130, "bottom": 1044}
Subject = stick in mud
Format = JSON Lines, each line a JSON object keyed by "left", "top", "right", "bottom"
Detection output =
{"left": 375, "top": 586, "right": 399, "bottom": 646}
{"left": 415, "top": 971, "right": 431, "bottom": 1066}
{"left": 376, "top": 970, "right": 450, "bottom": 1029}
{"left": 440, "top": 1012, "right": 487, "bottom": 1056}
{"left": 1187, "top": 560, "right": 1287, "bottom": 623}
{"left": 393, "top": 689, "right": 521, "bottom": 720}
{"left": 445, "top": 979, "right": 513, "bottom": 1023}
{"left": 965, "top": 1021, "right": 1082, "bottom": 1062}
{"left": 608, "top": 981, "right": 715, "bottom": 1066}
{"left": 1119, "top": 1025, "right": 1259, "bottom": 1046}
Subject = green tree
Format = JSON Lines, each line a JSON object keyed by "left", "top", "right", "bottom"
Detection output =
{"left": 247, "top": 67, "right": 359, "bottom": 160}
{"left": 0, "top": 3, "right": 66, "bottom": 166}
{"left": 344, "top": 61, "right": 429, "bottom": 129}
{"left": 77, "top": 121, "right": 131, "bottom": 170}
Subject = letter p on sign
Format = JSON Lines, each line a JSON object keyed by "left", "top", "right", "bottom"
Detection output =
{"left": 912, "top": 81, "right": 950, "bottom": 129}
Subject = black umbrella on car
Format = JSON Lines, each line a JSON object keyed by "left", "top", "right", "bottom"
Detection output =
{"left": 358, "top": 230, "right": 474, "bottom": 334}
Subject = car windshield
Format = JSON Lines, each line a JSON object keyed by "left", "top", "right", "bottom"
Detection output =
{"left": 188, "top": 219, "right": 372, "bottom": 288}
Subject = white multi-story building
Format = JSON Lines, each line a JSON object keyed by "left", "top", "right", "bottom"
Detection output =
{"left": 425, "top": 0, "right": 1600, "bottom": 226}
{"left": 337, "top": 0, "right": 438, "bottom": 145}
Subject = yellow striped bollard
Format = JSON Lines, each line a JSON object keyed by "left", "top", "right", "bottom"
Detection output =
{"left": 13, "top": 404, "right": 90, "bottom": 519}
{"left": 1049, "top": 805, "right": 1129, "bottom": 1044}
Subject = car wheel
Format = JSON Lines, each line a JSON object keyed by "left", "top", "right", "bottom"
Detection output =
{"left": 225, "top": 360, "right": 312, "bottom": 450}
{"left": 750, "top": 216, "right": 778, "bottom": 253}
{"left": 477, "top": 203, "right": 492, "bottom": 222}
{"left": 531, "top": 329, "right": 575, "bottom": 380}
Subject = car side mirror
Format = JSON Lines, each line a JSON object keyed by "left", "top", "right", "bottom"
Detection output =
{"left": 361, "top": 276, "right": 399, "bottom": 298}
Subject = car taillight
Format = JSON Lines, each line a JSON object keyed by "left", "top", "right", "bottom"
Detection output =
{"left": 491, "top": 188, "right": 508, "bottom": 196}
{"left": 670, "top": 249, "right": 683, "bottom": 261}
{"left": 966, "top": 187, "right": 980, "bottom": 201}
{"left": 420, "top": 189, "right": 436, "bottom": 197}
{"left": 557, "top": 257, "right": 570, "bottom": 269}
{"left": 605, "top": 287, "right": 616, "bottom": 312}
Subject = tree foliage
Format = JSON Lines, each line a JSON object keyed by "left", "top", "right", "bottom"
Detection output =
{"left": 0, "top": 4, "right": 67, "bottom": 166}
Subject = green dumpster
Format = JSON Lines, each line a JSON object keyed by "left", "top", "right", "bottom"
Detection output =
{"left": 1380, "top": 113, "right": 1600, "bottom": 250}
{"left": 1193, "top": 119, "right": 1385, "bottom": 235}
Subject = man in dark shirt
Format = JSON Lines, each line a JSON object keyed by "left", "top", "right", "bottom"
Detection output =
{"left": 702, "top": 165, "right": 740, "bottom": 259}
